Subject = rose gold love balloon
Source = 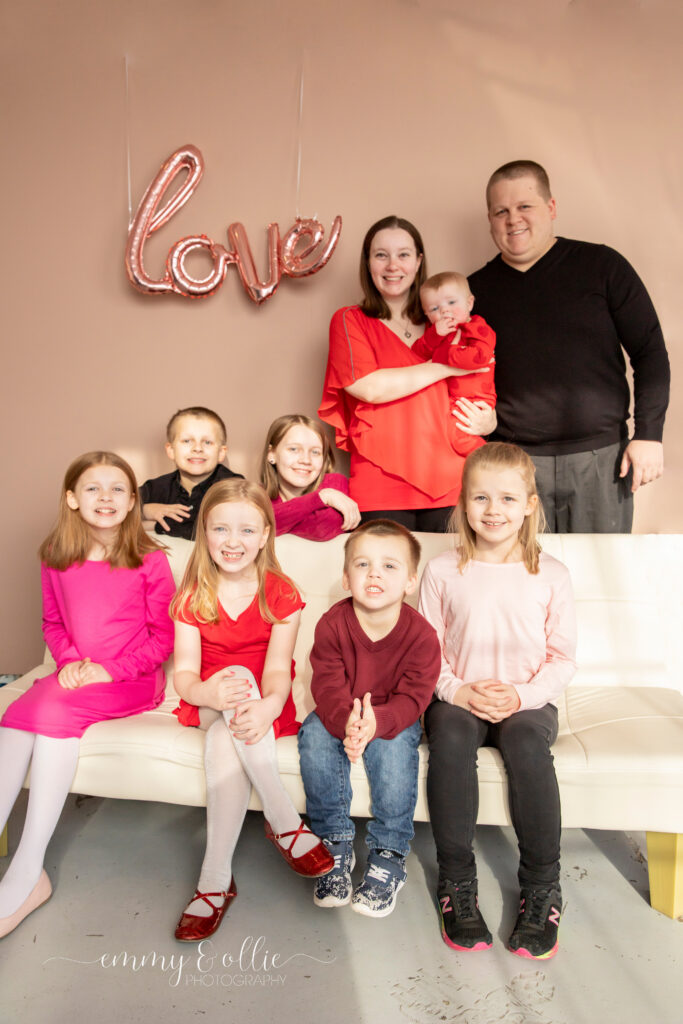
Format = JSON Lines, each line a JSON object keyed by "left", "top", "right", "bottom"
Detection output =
{"left": 124, "top": 145, "right": 342, "bottom": 305}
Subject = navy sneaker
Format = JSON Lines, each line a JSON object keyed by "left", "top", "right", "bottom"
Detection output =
{"left": 351, "top": 850, "right": 406, "bottom": 918}
{"left": 313, "top": 841, "right": 356, "bottom": 908}
{"left": 438, "top": 879, "right": 492, "bottom": 951}
{"left": 507, "top": 885, "right": 563, "bottom": 960}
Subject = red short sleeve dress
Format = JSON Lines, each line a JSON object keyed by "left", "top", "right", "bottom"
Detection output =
{"left": 173, "top": 572, "right": 304, "bottom": 738}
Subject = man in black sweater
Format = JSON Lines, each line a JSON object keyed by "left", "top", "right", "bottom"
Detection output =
{"left": 468, "top": 160, "right": 670, "bottom": 532}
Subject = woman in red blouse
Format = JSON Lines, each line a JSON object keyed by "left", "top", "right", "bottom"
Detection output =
{"left": 319, "top": 216, "right": 495, "bottom": 532}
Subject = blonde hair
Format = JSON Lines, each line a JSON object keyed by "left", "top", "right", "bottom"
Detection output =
{"left": 259, "top": 414, "right": 334, "bottom": 500}
{"left": 171, "top": 478, "right": 297, "bottom": 624}
{"left": 166, "top": 406, "right": 227, "bottom": 445}
{"left": 486, "top": 160, "right": 552, "bottom": 207}
{"left": 451, "top": 443, "right": 545, "bottom": 574}
{"left": 39, "top": 451, "right": 163, "bottom": 570}
{"left": 421, "top": 271, "right": 471, "bottom": 298}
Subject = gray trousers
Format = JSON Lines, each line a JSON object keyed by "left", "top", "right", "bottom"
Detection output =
{"left": 530, "top": 441, "right": 633, "bottom": 533}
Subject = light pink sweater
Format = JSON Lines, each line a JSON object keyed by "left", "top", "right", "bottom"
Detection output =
{"left": 418, "top": 550, "right": 577, "bottom": 711}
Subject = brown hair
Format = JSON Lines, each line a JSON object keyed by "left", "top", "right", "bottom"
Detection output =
{"left": 421, "top": 271, "right": 472, "bottom": 298}
{"left": 39, "top": 451, "right": 163, "bottom": 570}
{"left": 166, "top": 406, "right": 227, "bottom": 445}
{"left": 358, "top": 215, "right": 427, "bottom": 324}
{"left": 260, "top": 414, "right": 335, "bottom": 500}
{"left": 486, "top": 160, "right": 552, "bottom": 208}
{"left": 343, "top": 519, "right": 421, "bottom": 576}
{"left": 171, "top": 478, "right": 297, "bottom": 625}
{"left": 451, "top": 443, "right": 545, "bottom": 574}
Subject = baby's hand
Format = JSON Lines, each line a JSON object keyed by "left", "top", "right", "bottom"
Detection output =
{"left": 229, "top": 695, "right": 278, "bottom": 745}
{"left": 143, "top": 502, "right": 192, "bottom": 532}
{"left": 435, "top": 318, "right": 457, "bottom": 337}
{"left": 204, "top": 668, "right": 253, "bottom": 712}
{"left": 58, "top": 660, "right": 85, "bottom": 689}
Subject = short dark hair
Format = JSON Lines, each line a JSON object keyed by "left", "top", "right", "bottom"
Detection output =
{"left": 343, "top": 519, "right": 421, "bottom": 575}
{"left": 166, "top": 407, "right": 227, "bottom": 445}
{"left": 358, "top": 215, "right": 427, "bottom": 325}
{"left": 486, "top": 161, "right": 552, "bottom": 207}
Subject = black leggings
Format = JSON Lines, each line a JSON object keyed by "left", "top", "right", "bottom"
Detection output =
{"left": 424, "top": 701, "right": 561, "bottom": 888}
{"left": 360, "top": 506, "right": 454, "bottom": 533}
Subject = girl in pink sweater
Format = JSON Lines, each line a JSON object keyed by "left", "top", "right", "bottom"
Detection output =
{"left": 418, "top": 443, "right": 576, "bottom": 961}
{"left": 0, "top": 452, "right": 175, "bottom": 939}
{"left": 260, "top": 415, "right": 360, "bottom": 540}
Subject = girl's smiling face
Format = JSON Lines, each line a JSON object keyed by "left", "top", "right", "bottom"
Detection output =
{"left": 269, "top": 424, "right": 325, "bottom": 499}
{"left": 465, "top": 466, "right": 537, "bottom": 560}
{"left": 66, "top": 465, "right": 135, "bottom": 532}
{"left": 205, "top": 501, "right": 269, "bottom": 576}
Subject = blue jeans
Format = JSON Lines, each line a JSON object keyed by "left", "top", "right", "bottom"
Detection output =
{"left": 297, "top": 711, "right": 422, "bottom": 858}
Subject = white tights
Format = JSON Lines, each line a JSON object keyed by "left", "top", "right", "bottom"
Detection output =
{"left": 186, "top": 670, "right": 314, "bottom": 917}
{"left": 0, "top": 727, "right": 79, "bottom": 917}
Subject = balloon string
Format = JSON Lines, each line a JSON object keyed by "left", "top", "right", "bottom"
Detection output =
{"left": 295, "top": 61, "right": 304, "bottom": 219}
{"left": 124, "top": 55, "right": 133, "bottom": 229}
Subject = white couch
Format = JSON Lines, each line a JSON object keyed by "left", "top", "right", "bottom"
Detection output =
{"left": 2, "top": 533, "right": 682, "bottom": 918}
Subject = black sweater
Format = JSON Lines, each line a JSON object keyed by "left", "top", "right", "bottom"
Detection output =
{"left": 468, "top": 238, "right": 670, "bottom": 455}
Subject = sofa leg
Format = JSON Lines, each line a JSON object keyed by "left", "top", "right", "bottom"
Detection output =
{"left": 646, "top": 832, "right": 683, "bottom": 918}
{"left": 0, "top": 824, "right": 7, "bottom": 857}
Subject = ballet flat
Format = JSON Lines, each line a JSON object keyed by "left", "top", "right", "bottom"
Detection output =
{"left": 264, "top": 820, "right": 335, "bottom": 878}
{"left": 0, "top": 870, "right": 52, "bottom": 939}
{"left": 174, "top": 877, "right": 237, "bottom": 942}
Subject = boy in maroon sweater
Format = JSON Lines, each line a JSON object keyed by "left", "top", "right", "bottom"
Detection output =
{"left": 297, "top": 520, "right": 440, "bottom": 917}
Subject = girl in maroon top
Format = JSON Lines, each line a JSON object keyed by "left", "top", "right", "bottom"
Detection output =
{"left": 260, "top": 414, "right": 360, "bottom": 540}
{"left": 171, "top": 479, "right": 332, "bottom": 942}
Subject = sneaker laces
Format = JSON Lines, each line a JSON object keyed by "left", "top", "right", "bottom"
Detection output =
{"left": 522, "top": 888, "right": 558, "bottom": 930}
{"left": 448, "top": 881, "right": 479, "bottom": 919}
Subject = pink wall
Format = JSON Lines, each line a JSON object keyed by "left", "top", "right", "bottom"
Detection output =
{"left": 3, "top": 0, "right": 681, "bottom": 669}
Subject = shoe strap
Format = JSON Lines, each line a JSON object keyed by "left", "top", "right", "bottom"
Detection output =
{"left": 271, "top": 820, "right": 313, "bottom": 855}
{"left": 192, "top": 889, "right": 228, "bottom": 912}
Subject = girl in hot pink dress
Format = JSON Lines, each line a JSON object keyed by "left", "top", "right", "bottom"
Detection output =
{"left": 0, "top": 451, "right": 175, "bottom": 939}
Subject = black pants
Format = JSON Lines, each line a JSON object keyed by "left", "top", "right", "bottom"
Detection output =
{"left": 424, "top": 701, "right": 561, "bottom": 888}
{"left": 360, "top": 506, "right": 454, "bottom": 533}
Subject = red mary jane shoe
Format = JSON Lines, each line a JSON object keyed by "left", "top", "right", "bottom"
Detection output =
{"left": 174, "top": 878, "right": 237, "bottom": 942}
{"left": 264, "top": 820, "right": 335, "bottom": 878}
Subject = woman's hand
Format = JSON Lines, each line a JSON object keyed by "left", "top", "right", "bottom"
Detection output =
{"left": 229, "top": 693, "right": 280, "bottom": 745}
{"left": 202, "top": 668, "right": 253, "bottom": 712}
{"left": 453, "top": 398, "right": 497, "bottom": 437}
{"left": 318, "top": 489, "right": 361, "bottom": 531}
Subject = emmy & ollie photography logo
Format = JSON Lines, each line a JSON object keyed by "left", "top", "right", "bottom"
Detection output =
{"left": 43, "top": 935, "right": 335, "bottom": 988}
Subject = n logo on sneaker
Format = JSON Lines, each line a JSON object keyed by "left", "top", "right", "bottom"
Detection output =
{"left": 439, "top": 895, "right": 452, "bottom": 914}
{"left": 548, "top": 906, "right": 561, "bottom": 925}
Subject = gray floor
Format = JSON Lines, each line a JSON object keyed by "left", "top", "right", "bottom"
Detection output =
{"left": 1, "top": 793, "right": 682, "bottom": 1024}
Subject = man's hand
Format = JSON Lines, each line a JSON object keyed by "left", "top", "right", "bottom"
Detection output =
{"left": 619, "top": 440, "right": 664, "bottom": 492}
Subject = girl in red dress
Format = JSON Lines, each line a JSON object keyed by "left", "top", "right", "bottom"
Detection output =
{"left": 171, "top": 478, "right": 332, "bottom": 941}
